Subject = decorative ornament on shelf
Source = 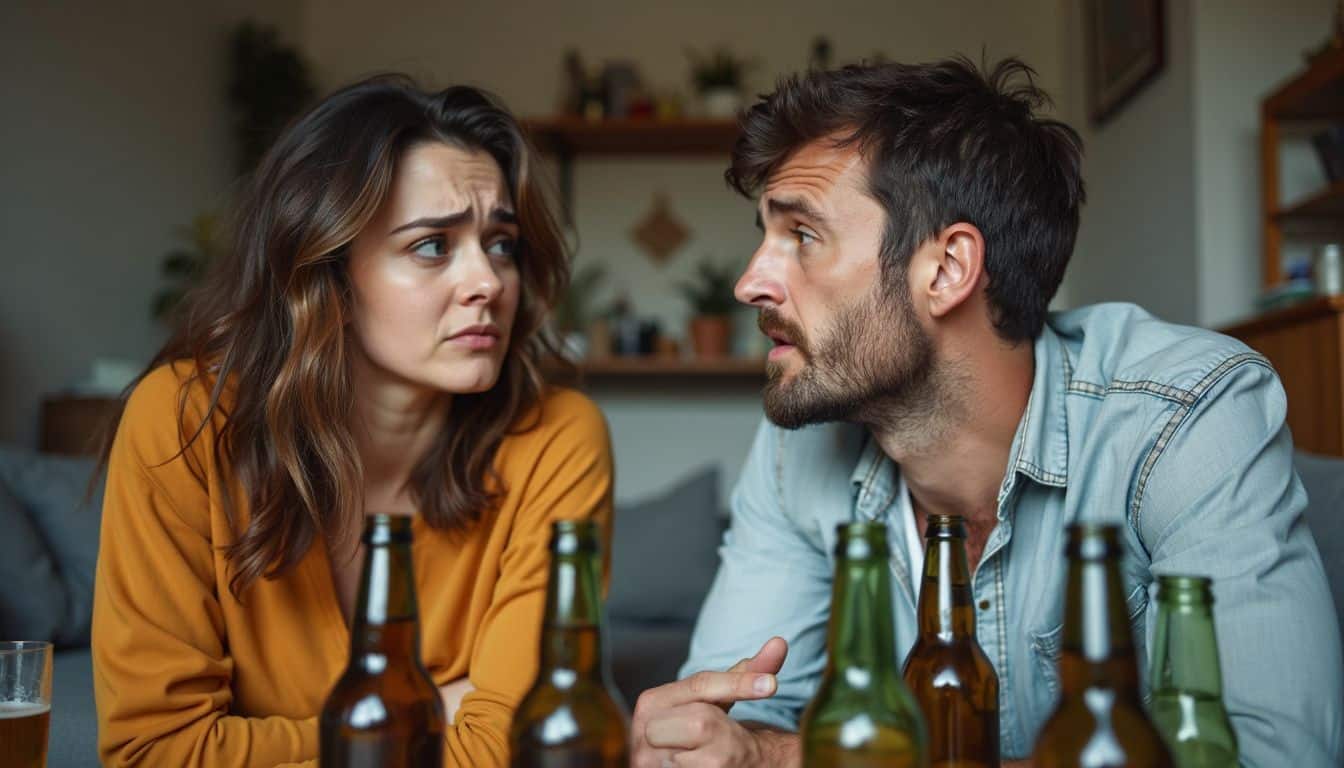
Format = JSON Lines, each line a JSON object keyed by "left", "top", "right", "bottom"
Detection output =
{"left": 677, "top": 256, "right": 740, "bottom": 359}
{"left": 630, "top": 192, "right": 690, "bottom": 266}
{"left": 687, "top": 46, "right": 754, "bottom": 118}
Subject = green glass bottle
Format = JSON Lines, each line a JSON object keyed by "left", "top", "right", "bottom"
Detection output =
{"left": 1032, "top": 524, "right": 1172, "bottom": 768}
{"left": 801, "top": 522, "right": 928, "bottom": 768}
{"left": 1148, "top": 575, "right": 1238, "bottom": 767}
{"left": 509, "top": 520, "right": 628, "bottom": 767}
{"left": 902, "top": 514, "right": 1000, "bottom": 767}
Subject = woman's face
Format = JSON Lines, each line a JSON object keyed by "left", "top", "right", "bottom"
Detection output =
{"left": 347, "top": 142, "right": 521, "bottom": 396}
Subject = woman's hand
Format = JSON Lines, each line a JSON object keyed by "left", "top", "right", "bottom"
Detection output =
{"left": 438, "top": 677, "right": 475, "bottom": 724}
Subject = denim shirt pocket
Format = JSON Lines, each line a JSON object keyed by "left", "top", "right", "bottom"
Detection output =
{"left": 1030, "top": 622, "right": 1063, "bottom": 700}
{"left": 1028, "top": 583, "right": 1151, "bottom": 706}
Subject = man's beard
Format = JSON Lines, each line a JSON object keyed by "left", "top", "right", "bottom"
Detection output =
{"left": 759, "top": 280, "right": 937, "bottom": 431}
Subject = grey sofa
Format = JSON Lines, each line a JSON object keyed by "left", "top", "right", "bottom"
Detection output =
{"left": 2, "top": 446, "right": 1338, "bottom": 768}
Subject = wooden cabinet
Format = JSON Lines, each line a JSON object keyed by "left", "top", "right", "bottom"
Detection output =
{"left": 1221, "top": 297, "right": 1344, "bottom": 456}
{"left": 40, "top": 395, "right": 121, "bottom": 455}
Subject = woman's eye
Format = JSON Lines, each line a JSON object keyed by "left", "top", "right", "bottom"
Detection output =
{"left": 486, "top": 238, "right": 517, "bottom": 258}
{"left": 410, "top": 236, "right": 448, "bottom": 260}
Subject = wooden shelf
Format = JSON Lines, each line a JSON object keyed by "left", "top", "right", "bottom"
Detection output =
{"left": 1265, "top": 46, "right": 1344, "bottom": 120}
{"left": 1273, "top": 180, "right": 1344, "bottom": 235}
{"left": 522, "top": 117, "right": 740, "bottom": 156}
{"left": 545, "top": 356, "right": 765, "bottom": 381}
{"left": 1219, "top": 294, "right": 1344, "bottom": 338}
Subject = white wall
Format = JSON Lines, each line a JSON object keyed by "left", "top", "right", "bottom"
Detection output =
{"left": 0, "top": 1, "right": 302, "bottom": 446}
{"left": 1062, "top": 0, "right": 1336, "bottom": 329}
{"left": 299, "top": 0, "right": 1069, "bottom": 501}
{"left": 1062, "top": 0, "right": 1200, "bottom": 325}
{"left": 1192, "top": 0, "right": 1333, "bottom": 328}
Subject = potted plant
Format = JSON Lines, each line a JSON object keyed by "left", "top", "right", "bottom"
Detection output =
{"left": 677, "top": 258, "right": 739, "bottom": 358}
{"left": 687, "top": 47, "right": 752, "bottom": 118}
{"left": 552, "top": 261, "right": 609, "bottom": 359}
{"left": 152, "top": 214, "right": 222, "bottom": 323}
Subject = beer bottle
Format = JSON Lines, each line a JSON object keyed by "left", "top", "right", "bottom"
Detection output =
{"left": 1148, "top": 575, "right": 1238, "bottom": 767}
{"left": 801, "top": 522, "right": 928, "bottom": 768}
{"left": 510, "top": 520, "right": 628, "bottom": 767}
{"left": 1032, "top": 523, "right": 1172, "bottom": 768}
{"left": 320, "top": 515, "right": 446, "bottom": 767}
{"left": 902, "top": 514, "right": 1000, "bottom": 767}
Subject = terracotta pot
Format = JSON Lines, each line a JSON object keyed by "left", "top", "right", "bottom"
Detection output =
{"left": 689, "top": 315, "right": 732, "bottom": 358}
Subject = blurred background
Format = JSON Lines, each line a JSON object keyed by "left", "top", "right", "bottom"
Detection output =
{"left": 0, "top": 0, "right": 1338, "bottom": 504}
{"left": 9, "top": 6, "right": 1344, "bottom": 764}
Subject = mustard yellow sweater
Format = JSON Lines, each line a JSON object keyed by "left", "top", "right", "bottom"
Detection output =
{"left": 92, "top": 363, "right": 613, "bottom": 766}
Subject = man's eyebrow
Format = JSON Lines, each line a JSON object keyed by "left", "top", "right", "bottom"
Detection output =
{"left": 388, "top": 206, "right": 517, "bottom": 235}
{"left": 765, "top": 196, "right": 827, "bottom": 224}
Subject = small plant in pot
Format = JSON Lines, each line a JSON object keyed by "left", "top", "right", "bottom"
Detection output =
{"left": 677, "top": 257, "right": 739, "bottom": 358}
{"left": 687, "top": 46, "right": 752, "bottom": 118}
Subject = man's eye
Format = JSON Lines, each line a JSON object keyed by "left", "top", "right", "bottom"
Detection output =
{"left": 410, "top": 236, "right": 448, "bottom": 260}
{"left": 793, "top": 229, "right": 817, "bottom": 246}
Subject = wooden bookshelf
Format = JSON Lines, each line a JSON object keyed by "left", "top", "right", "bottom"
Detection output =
{"left": 1261, "top": 47, "right": 1344, "bottom": 285}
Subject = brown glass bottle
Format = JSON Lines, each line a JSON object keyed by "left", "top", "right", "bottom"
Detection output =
{"left": 902, "top": 514, "right": 1000, "bottom": 768}
{"left": 509, "top": 520, "right": 628, "bottom": 767}
{"left": 1032, "top": 524, "right": 1173, "bottom": 768}
{"left": 320, "top": 514, "right": 446, "bottom": 767}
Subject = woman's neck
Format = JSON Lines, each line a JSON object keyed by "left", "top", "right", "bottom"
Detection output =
{"left": 350, "top": 352, "right": 451, "bottom": 514}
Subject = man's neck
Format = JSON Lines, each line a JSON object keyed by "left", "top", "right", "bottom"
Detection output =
{"left": 869, "top": 338, "right": 1035, "bottom": 532}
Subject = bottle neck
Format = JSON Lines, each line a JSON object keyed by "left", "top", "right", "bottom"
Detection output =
{"left": 916, "top": 535, "right": 976, "bottom": 642}
{"left": 350, "top": 527, "right": 421, "bottom": 662}
{"left": 538, "top": 548, "right": 604, "bottom": 680}
{"left": 1059, "top": 556, "right": 1139, "bottom": 695}
{"left": 1151, "top": 596, "right": 1225, "bottom": 698}
{"left": 826, "top": 555, "right": 899, "bottom": 680}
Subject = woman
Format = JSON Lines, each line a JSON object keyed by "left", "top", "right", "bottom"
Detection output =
{"left": 91, "top": 75, "right": 612, "bottom": 767}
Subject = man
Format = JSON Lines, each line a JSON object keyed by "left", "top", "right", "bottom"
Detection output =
{"left": 630, "top": 57, "right": 1343, "bottom": 767}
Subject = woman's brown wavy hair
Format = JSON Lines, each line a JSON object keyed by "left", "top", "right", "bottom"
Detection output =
{"left": 97, "top": 74, "right": 568, "bottom": 596}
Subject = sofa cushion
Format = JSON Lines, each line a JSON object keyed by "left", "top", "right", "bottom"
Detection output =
{"left": 1295, "top": 450, "right": 1344, "bottom": 646}
{"left": 0, "top": 446, "right": 104, "bottom": 647}
{"left": 0, "top": 475, "right": 66, "bottom": 642}
{"left": 607, "top": 466, "right": 724, "bottom": 623}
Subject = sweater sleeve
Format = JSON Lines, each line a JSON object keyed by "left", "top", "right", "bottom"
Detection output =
{"left": 92, "top": 366, "right": 318, "bottom": 767}
{"left": 442, "top": 390, "right": 615, "bottom": 767}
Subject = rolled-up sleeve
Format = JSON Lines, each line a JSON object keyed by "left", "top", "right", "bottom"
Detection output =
{"left": 1137, "top": 360, "right": 1343, "bottom": 767}
{"left": 679, "top": 419, "right": 833, "bottom": 730}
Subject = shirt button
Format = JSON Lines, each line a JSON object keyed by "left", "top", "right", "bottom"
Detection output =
{"left": 978, "top": 599, "right": 991, "bottom": 611}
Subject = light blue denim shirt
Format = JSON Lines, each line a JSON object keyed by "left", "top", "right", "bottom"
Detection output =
{"left": 681, "top": 303, "right": 1343, "bottom": 766}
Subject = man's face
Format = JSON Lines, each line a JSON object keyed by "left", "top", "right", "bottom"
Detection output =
{"left": 734, "top": 139, "right": 934, "bottom": 429}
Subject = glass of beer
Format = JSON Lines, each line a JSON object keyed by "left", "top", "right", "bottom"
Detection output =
{"left": 0, "top": 641, "right": 52, "bottom": 768}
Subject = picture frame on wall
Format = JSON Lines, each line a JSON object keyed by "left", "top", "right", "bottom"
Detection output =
{"left": 1087, "top": 0, "right": 1166, "bottom": 125}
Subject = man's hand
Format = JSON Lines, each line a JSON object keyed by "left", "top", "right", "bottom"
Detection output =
{"left": 438, "top": 677, "right": 474, "bottom": 724}
{"left": 631, "top": 637, "right": 800, "bottom": 767}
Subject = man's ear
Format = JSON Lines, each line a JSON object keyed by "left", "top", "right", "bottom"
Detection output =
{"left": 923, "top": 222, "right": 985, "bottom": 319}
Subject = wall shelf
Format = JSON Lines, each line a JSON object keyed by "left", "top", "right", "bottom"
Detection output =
{"left": 522, "top": 117, "right": 741, "bottom": 156}
{"left": 521, "top": 116, "right": 740, "bottom": 221}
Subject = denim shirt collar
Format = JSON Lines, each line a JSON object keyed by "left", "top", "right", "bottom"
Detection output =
{"left": 849, "top": 323, "right": 1071, "bottom": 515}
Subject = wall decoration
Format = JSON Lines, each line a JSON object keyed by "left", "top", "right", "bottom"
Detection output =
{"left": 1087, "top": 0, "right": 1165, "bottom": 124}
